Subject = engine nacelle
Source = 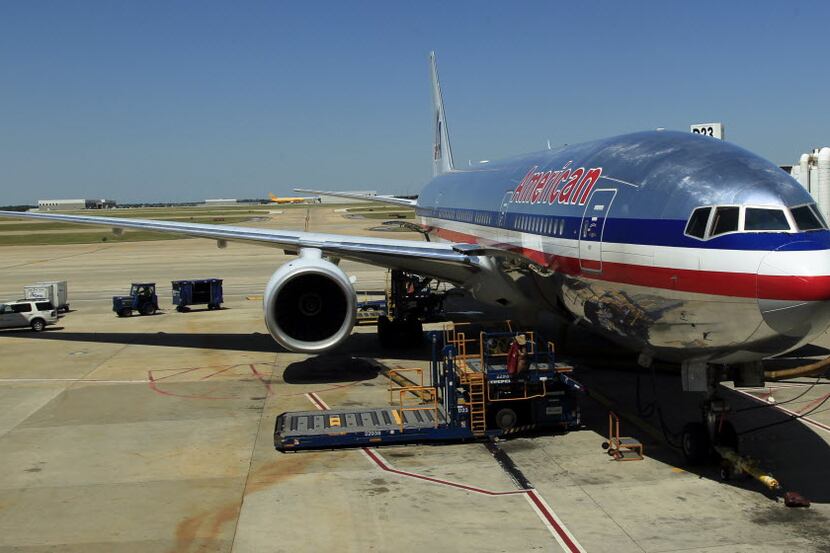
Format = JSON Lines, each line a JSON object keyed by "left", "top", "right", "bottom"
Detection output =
{"left": 263, "top": 248, "right": 356, "bottom": 353}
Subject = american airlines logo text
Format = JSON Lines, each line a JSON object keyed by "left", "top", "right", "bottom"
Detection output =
{"left": 511, "top": 163, "right": 603, "bottom": 206}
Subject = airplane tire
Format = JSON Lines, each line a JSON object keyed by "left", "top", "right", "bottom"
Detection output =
{"left": 713, "top": 420, "right": 738, "bottom": 452}
{"left": 495, "top": 408, "right": 518, "bottom": 430}
{"left": 378, "top": 316, "right": 423, "bottom": 349}
{"left": 377, "top": 316, "right": 393, "bottom": 348}
{"left": 406, "top": 318, "right": 424, "bottom": 347}
{"left": 681, "top": 422, "right": 710, "bottom": 466}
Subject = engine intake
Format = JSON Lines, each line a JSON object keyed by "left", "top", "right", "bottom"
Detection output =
{"left": 263, "top": 249, "right": 356, "bottom": 353}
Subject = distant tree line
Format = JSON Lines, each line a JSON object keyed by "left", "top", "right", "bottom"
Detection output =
{"left": 0, "top": 205, "right": 35, "bottom": 212}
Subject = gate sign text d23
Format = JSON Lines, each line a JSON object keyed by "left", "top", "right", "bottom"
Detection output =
{"left": 690, "top": 122, "right": 724, "bottom": 140}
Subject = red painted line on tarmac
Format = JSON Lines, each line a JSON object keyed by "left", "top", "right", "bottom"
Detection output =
{"left": 249, "top": 363, "right": 273, "bottom": 396}
{"left": 361, "top": 447, "right": 524, "bottom": 497}
{"left": 147, "top": 362, "right": 274, "bottom": 400}
{"left": 199, "top": 365, "right": 234, "bottom": 380}
{"left": 286, "top": 381, "right": 360, "bottom": 397}
{"left": 150, "top": 366, "right": 201, "bottom": 382}
{"left": 796, "top": 393, "right": 830, "bottom": 415}
{"left": 732, "top": 388, "right": 830, "bottom": 433}
{"left": 526, "top": 490, "right": 583, "bottom": 553}
{"left": 147, "top": 370, "right": 234, "bottom": 400}
{"left": 303, "top": 392, "right": 584, "bottom": 552}
{"left": 305, "top": 392, "right": 329, "bottom": 411}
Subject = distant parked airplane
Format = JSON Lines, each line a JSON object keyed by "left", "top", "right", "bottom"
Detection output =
{"left": 269, "top": 193, "right": 319, "bottom": 204}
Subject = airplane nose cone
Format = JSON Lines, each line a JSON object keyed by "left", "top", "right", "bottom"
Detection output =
{"left": 757, "top": 245, "right": 830, "bottom": 338}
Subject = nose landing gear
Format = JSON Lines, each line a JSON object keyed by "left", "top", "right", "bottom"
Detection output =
{"left": 680, "top": 362, "right": 741, "bottom": 467}
{"left": 681, "top": 398, "right": 737, "bottom": 466}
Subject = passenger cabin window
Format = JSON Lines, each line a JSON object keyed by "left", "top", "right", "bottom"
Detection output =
{"left": 685, "top": 207, "right": 711, "bottom": 239}
{"left": 744, "top": 208, "right": 790, "bottom": 231}
{"left": 791, "top": 205, "right": 825, "bottom": 231}
{"left": 710, "top": 206, "right": 740, "bottom": 237}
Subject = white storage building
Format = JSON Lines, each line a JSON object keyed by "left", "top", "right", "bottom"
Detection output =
{"left": 38, "top": 199, "right": 116, "bottom": 211}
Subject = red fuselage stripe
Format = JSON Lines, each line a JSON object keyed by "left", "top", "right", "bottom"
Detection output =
{"left": 429, "top": 226, "right": 830, "bottom": 301}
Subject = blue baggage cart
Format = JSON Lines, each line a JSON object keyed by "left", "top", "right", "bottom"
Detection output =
{"left": 172, "top": 279, "right": 223, "bottom": 312}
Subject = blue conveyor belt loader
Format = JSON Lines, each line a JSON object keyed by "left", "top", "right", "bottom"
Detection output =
{"left": 274, "top": 325, "right": 582, "bottom": 451}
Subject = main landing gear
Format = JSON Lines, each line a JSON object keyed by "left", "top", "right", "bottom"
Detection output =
{"left": 377, "top": 270, "right": 447, "bottom": 349}
{"left": 377, "top": 314, "right": 423, "bottom": 349}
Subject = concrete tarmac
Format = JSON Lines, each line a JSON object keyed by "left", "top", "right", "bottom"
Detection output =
{"left": 1, "top": 206, "right": 829, "bottom": 552}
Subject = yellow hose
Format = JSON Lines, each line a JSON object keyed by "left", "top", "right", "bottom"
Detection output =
{"left": 764, "top": 355, "right": 830, "bottom": 380}
{"left": 715, "top": 447, "right": 780, "bottom": 491}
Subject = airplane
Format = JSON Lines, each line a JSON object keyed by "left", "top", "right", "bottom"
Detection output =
{"left": 3, "top": 52, "right": 830, "bottom": 463}
{"left": 268, "top": 193, "right": 319, "bottom": 204}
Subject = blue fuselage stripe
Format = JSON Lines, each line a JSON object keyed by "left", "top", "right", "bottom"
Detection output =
{"left": 415, "top": 206, "right": 830, "bottom": 251}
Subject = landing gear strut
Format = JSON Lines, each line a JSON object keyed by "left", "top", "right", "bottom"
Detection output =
{"left": 680, "top": 363, "right": 739, "bottom": 466}
{"left": 377, "top": 270, "right": 446, "bottom": 349}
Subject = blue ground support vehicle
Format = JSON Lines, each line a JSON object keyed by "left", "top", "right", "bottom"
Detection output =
{"left": 274, "top": 325, "right": 583, "bottom": 451}
{"left": 113, "top": 283, "right": 158, "bottom": 317}
{"left": 171, "top": 279, "right": 223, "bottom": 312}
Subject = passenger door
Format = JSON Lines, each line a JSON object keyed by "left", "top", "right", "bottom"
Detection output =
{"left": 9, "top": 303, "right": 32, "bottom": 327}
{"left": 579, "top": 189, "right": 617, "bottom": 272}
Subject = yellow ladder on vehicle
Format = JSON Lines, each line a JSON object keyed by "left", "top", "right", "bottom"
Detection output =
{"left": 466, "top": 372, "right": 486, "bottom": 436}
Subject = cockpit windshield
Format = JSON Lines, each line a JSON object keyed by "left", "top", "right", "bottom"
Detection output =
{"left": 710, "top": 206, "right": 740, "bottom": 236}
{"left": 744, "top": 208, "right": 790, "bottom": 231}
{"left": 790, "top": 205, "right": 826, "bottom": 231}
{"left": 683, "top": 204, "right": 827, "bottom": 240}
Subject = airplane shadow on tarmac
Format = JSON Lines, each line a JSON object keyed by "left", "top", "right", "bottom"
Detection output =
{"left": 12, "top": 327, "right": 830, "bottom": 503}
{"left": 281, "top": 355, "right": 381, "bottom": 384}
{"left": 574, "top": 364, "right": 830, "bottom": 505}
{"left": 10, "top": 328, "right": 438, "bottom": 360}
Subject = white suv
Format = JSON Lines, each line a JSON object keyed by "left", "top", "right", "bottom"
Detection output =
{"left": 0, "top": 300, "right": 59, "bottom": 332}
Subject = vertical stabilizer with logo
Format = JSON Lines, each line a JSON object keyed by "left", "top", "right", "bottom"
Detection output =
{"left": 430, "top": 51, "right": 455, "bottom": 177}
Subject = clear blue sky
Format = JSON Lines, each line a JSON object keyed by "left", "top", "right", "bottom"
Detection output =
{"left": 1, "top": 1, "right": 828, "bottom": 204}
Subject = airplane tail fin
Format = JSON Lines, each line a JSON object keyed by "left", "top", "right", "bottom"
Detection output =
{"left": 430, "top": 51, "right": 455, "bottom": 177}
{"left": 269, "top": 193, "right": 277, "bottom": 202}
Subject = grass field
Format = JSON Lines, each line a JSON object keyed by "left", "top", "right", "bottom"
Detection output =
{"left": 0, "top": 207, "right": 269, "bottom": 246}
{"left": 0, "top": 203, "right": 415, "bottom": 246}
{"left": 0, "top": 216, "right": 260, "bottom": 232}
{"left": 0, "top": 230, "right": 185, "bottom": 246}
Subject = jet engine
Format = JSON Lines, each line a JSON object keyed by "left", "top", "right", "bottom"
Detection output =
{"left": 263, "top": 248, "right": 356, "bottom": 353}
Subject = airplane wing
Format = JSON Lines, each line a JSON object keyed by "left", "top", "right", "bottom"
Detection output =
{"left": 0, "top": 210, "right": 478, "bottom": 282}
{"left": 293, "top": 188, "right": 417, "bottom": 207}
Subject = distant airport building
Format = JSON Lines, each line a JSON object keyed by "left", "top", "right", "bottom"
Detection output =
{"left": 38, "top": 199, "right": 116, "bottom": 211}
{"left": 203, "top": 198, "right": 238, "bottom": 206}
{"left": 789, "top": 147, "right": 830, "bottom": 220}
{"left": 318, "top": 190, "right": 377, "bottom": 204}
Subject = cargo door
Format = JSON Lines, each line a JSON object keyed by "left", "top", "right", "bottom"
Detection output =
{"left": 579, "top": 189, "right": 616, "bottom": 272}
